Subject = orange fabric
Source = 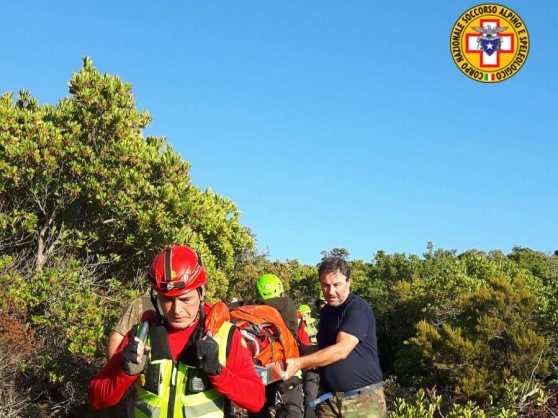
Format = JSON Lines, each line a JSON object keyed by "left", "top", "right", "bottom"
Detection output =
{"left": 205, "top": 302, "right": 300, "bottom": 366}
{"left": 204, "top": 301, "right": 230, "bottom": 335}
{"left": 229, "top": 304, "right": 300, "bottom": 366}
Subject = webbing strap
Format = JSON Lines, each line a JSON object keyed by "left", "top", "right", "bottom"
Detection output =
{"left": 308, "top": 382, "right": 383, "bottom": 409}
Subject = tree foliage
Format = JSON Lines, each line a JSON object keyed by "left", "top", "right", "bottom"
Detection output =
{"left": 0, "top": 57, "right": 255, "bottom": 414}
{"left": 0, "top": 57, "right": 254, "bottom": 297}
{"left": 395, "top": 270, "right": 549, "bottom": 401}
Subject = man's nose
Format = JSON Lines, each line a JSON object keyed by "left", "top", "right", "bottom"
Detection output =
{"left": 171, "top": 300, "right": 182, "bottom": 313}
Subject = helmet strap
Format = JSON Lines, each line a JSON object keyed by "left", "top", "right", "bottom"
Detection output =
{"left": 150, "top": 288, "right": 165, "bottom": 326}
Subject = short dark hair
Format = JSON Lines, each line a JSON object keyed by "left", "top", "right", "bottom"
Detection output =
{"left": 318, "top": 257, "right": 351, "bottom": 280}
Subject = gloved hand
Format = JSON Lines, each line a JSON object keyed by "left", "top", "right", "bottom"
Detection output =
{"left": 196, "top": 334, "right": 221, "bottom": 375}
{"left": 122, "top": 337, "right": 148, "bottom": 376}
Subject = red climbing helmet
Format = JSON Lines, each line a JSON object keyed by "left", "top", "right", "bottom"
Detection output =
{"left": 149, "top": 245, "right": 207, "bottom": 297}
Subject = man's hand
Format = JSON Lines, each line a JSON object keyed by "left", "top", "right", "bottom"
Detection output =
{"left": 122, "top": 337, "right": 150, "bottom": 376}
{"left": 197, "top": 334, "right": 221, "bottom": 375}
{"left": 281, "top": 358, "right": 301, "bottom": 381}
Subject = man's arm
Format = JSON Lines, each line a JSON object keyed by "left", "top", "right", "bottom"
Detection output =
{"left": 106, "top": 297, "right": 146, "bottom": 361}
{"left": 106, "top": 331, "right": 125, "bottom": 361}
{"left": 90, "top": 332, "right": 139, "bottom": 409}
{"left": 282, "top": 330, "right": 359, "bottom": 380}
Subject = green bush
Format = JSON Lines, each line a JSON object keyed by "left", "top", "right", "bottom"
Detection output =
{"left": 0, "top": 253, "right": 121, "bottom": 413}
{"left": 396, "top": 275, "right": 548, "bottom": 403}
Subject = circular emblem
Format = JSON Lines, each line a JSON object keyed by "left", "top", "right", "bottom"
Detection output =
{"left": 450, "top": 4, "right": 529, "bottom": 83}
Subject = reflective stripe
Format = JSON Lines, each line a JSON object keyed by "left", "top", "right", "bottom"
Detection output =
{"left": 212, "top": 322, "right": 233, "bottom": 365}
{"left": 133, "top": 385, "right": 165, "bottom": 418}
{"left": 171, "top": 365, "right": 177, "bottom": 386}
{"left": 182, "top": 388, "right": 226, "bottom": 417}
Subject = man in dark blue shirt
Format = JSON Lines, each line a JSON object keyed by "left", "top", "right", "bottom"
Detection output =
{"left": 282, "top": 257, "right": 386, "bottom": 418}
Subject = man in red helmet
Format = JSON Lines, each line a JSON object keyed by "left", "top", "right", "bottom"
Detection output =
{"left": 90, "top": 245, "right": 266, "bottom": 418}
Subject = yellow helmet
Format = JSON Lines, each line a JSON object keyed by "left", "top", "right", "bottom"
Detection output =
{"left": 255, "top": 273, "right": 284, "bottom": 299}
{"left": 298, "top": 304, "right": 311, "bottom": 315}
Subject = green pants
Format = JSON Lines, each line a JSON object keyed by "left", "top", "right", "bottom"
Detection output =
{"left": 316, "top": 388, "right": 386, "bottom": 418}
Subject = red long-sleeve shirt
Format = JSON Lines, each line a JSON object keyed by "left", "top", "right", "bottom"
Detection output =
{"left": 89, "top": 316, "right": 265, "bottom": 413}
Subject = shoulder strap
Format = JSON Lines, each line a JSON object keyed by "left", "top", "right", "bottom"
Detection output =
{"left": 148, "top": 324, "right": 173, "bottom": 361}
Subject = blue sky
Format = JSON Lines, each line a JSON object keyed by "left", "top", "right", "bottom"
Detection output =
{"left": 2, "top": 1, "right": 557, "bottom": 265}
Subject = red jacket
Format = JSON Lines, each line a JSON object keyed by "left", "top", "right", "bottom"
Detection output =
{"left": 89, "top": 312, "right": 265, "bottom": 413}
{"left": 298, "top": 319, "right": 311, "bottom": 346}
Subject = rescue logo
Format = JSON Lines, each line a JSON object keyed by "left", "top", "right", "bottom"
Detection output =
{"left": 450, "top": 4, "right": 529, "bottom": 83}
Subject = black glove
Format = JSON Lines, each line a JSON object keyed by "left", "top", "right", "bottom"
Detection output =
{"left": 196, "top": 334, "right": 221, "bottom": 375}
{"left": 122, "top": 337, "right": 147, "bottom": 376}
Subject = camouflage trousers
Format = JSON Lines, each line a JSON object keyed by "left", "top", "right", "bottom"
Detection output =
{"left": 315, "top": 387, "right": 386, "bottom": 418}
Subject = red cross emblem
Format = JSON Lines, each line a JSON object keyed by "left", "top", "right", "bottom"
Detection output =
{"left": 465, "top": 19, "right": 514, "bottom": 68}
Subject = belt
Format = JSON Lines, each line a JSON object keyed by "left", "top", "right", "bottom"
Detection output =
{"left": 308, "top": 382, "right": 383, "bottom": 409}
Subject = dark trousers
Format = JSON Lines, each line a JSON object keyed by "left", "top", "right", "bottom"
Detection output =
{"left": 248, "top": 377, "right": 303, "bottom": 418}
{"left": 302, "top": 370, "right": 320, "bottom": 418}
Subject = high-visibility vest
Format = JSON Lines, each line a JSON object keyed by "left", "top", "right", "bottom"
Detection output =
{"left": 305, "top": 317, "right": 318, "bottom": 344}
{"left": 128, "top": 321, "right": 234, "bottom": 418}
{"left": 298, "top": 316, "right": 317, "bottom": 344}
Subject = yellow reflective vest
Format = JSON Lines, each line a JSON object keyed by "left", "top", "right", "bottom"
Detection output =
{"left": 128, "top": 321, "right": 234, "bottom": 418}
{"left": 300, "top": 316, "right": 318, "bottom": 344}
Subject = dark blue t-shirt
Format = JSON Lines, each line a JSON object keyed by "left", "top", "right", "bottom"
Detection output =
{"left": 317, "top": 293, "right": 383, "bottom": 392}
